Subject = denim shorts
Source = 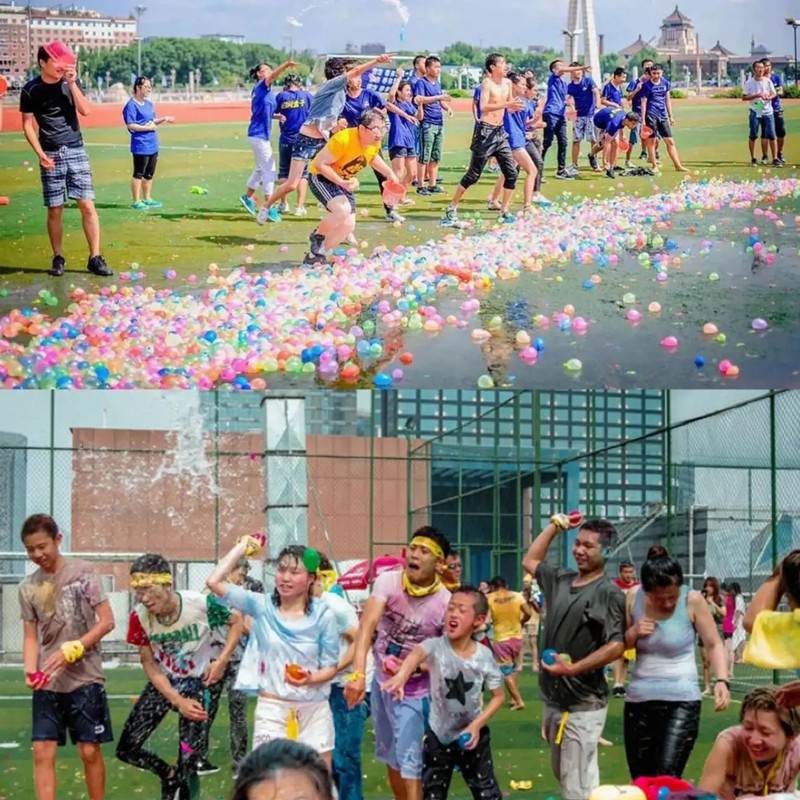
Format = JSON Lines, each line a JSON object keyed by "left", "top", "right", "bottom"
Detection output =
{"left": 389, "top": 145, "right": 415, "bottom": 159}
{"left": 279, "top": 140, "right": 309, "bottom": 179}
{"left": 291, "top": 132, "right": 327, "bottom": 163}
{"left": 749, "top": 110, "right": 776, "bottom": 141}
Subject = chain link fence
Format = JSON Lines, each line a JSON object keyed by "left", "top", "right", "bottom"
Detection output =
{"left": 1, "top": 389, "right": 799, "bottom": 692}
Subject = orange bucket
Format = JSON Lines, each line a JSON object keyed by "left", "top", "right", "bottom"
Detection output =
{"left": 381, "top": 180, "right": 406, "bottom": 207}
{"left": 0, "top": 76, "right": 7, "bottom": 97}
{"left": 640, "top": 125, "right": 654, "bottom": 139}
{"left": 618, "top": 139, "right": 630, "bottom": 152}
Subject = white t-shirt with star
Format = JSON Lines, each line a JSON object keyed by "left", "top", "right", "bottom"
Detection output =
{"left": 420, "top": 635, "right": 503, "bottom": 744}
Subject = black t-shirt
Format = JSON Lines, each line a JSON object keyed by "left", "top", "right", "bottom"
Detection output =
{"left": 536, "top": 560, "right": 625, "bottom": 711}
{"left": 19, "top": 76, "right": 84, "bottom": 150}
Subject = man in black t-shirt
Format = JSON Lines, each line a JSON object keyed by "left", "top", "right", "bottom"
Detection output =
{"left": 522, "top": 514, "right": 625, "bottom": 800}
{"left": 19, "top": 41, "right": 112, "bottom": 277}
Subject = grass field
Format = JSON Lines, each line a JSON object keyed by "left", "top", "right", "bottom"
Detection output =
{"left": 1, "top": 101, "right": 797, "bottom": 286}
{"left": 0, "top": 665, "right": 748, "bottom": 800}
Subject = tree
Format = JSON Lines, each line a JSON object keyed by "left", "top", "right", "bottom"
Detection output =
{"left": 634, "top": 45, "right": 659, "bottom": 67}
{"left": 601, "top": 52, "right": 624, "bottom": 76}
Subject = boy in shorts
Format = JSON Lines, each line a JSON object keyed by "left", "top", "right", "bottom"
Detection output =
{"left": 593, "top": 108, "right": 640, "bottom": 177}
{"left": 639, "top": 63, "right": 687, "bottom": 173}
{"left": 382, "top": 585, "right": 506, "bottom": 800}
{"left": 261, "top": 52, "right": 394, "bottom": 215}
{"left": 18, "top": 514, "right": 116, "bottom": 800}
{"left": 566, "top": 63, "right": 601, "bottom": 174}
{"left": 743, "top": 60, "right": 778, "bottom": 167}
{"left": 274, "top": 74, "right": 314, "bottom": 215}
{"left": 414, "top": 56, "right": 453, "bottom": 194}
{"left": 305, "top": 109, "right": 401, "bottom": 265}
{"left": 761, "top": 59, "right": 786, "bottom": 164}
{"left": 19, "top": 41, "right": 112, "bottom": 277}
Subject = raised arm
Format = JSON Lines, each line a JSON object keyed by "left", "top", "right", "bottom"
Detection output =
{"left": 348, "top": 53, "right": 396, "bottom": 81}
{"left": 522, "top": 521, "right": 560, "bottom": 576}
{"left": 743, "top": 571, "right": 782, "bottom": 632}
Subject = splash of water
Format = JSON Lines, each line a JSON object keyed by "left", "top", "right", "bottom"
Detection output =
{"left": 288, "top": 0, "right": 335, "bottom": 26}
{"left": 381, "top": 0, "right": 410, "bottom": 24}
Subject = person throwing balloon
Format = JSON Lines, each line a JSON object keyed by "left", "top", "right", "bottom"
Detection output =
{"left": 206, "top": 537, "right": 340, "bottom": 767}
{"left": 381, "top": 585, "right": 506, "bottom": 800}
{"left": 345, "top": 526, "right": 452, "bottom": 800}
{"left": 522, "top": 512, "right": 625, "bottom": 800}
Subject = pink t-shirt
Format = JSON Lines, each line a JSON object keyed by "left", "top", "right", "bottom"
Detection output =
{"left": 722, "top": 595, "right": 735, "bottom": 635}
{"left": 371, "top": 570, "right": 451, "bottom": 698}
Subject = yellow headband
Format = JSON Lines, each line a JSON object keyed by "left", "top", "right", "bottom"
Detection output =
{"left": 130, "top": 572, "right": 173, "bottom": 589}
{"left": 318, "top": 570, "right": 338, "bottom": 592}
{"left": 409, "top": 536, "right": 445, "bottom": 560}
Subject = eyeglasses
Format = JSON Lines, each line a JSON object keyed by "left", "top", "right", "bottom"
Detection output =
{"left": 445, "top": 563, "right": 463, "bottom": 571}
{"left": 366, "top": 125, "right": 387, "bottom": 135}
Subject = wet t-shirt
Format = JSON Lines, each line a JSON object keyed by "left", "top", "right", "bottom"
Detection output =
{"left": 421, "top": 636, "right": 502, "bottom": 743}
{"left": 18, "top": 558, "right": 107, "bottom": 692}
{"left": 127, "top": 590, "right": 231, "bottom": 681}
{"left": 535, "top": 560, "right": 625, "bottom": 711}
{"left": 372, "top": 570, "right": 451, "bottom": 698}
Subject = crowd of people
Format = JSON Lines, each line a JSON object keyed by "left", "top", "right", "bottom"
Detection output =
{"left": 19, "top": 41, "right": 790, "bottom": 275}
{"left": 17, "top": 509, "right": 800, "bottom": 800}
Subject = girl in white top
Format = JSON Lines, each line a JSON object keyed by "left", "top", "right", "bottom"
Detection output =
{"left": 207, "top": 537, "right": 339, "bottom": 766}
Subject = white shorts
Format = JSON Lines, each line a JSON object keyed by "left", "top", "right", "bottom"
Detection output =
{"left": 573, "top": 116, "right": 597, "bottom": 143}
{"left": 253, "top": 696, "right": 335, "bottom": 753}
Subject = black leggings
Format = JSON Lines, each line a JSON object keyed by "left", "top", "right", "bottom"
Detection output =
{"left": 422, "top": 727, "right": 502, "bottom": 800}
{"left": 116, "top": 680, "right": 207, "bottom": 784}
{"left": 132, "top": 153, "right": 158, "bottom": 180}
{"left": 460, "top": 122, "right": 517, "bottom": 191}
{"left": 624, "top": 700, "right": 702, "bottom": 779}
{"left": 202, "top": 661, "right": 249, "bottom": 767}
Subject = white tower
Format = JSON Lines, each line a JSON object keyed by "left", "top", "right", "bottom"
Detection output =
{"left": 565, "top": 0, "right": 601, "bottom": 81}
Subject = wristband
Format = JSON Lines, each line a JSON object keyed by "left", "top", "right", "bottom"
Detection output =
{"left": 715, "top": 678, "right": 730, "bottom": 687}
{"left": 550, "top": 513, "right": 570, "bottom": 532}
{"left": 342, "top": 672, "right": 366, "bottom": 683}
{"left": 61, "top": 640, "right": 85, "bottom": 664}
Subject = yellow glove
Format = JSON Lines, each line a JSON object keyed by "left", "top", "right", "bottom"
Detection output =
{"left": 61, "top": 640, "right": 85, "bottom": 664}
{"left": 550, "top": 513, "right": 570, "bottom": 532}
{"left": 238, "top": 533, "right": 265, "bottom": 558}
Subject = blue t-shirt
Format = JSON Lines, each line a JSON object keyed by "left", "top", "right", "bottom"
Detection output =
{"left": 602, "top": 81, "right": 623, "bottom": 106}
{"left": 640, "top": 78, "right": 670, "bottom": 119}
{"left": 770, "top": 74, "right": 783, "bottom": 112}
{"left": 122, "top": 97, "right": 158, "bottom": 155}
{"left": 566, "top": 76, "right": 596, "bottom": 117}
{"left": 594, "top": 107, "right": 627, "bottom": 136}
{"left": 627, "top": 78, "right": 645, "bottom": 112}
{"left": 543, "top": 72, "right": 569, "bottom": 116}
{"left": 342, "top": 88, "right": 386, "bottom": 128}
{"left": 247, "top": 81, "right": 276, "bottom": 139}
{"left": 389, "top": 99, "right": 417, "bottom": 149}
{"left": 415, "top": 77, "right": 443, "bottom": 125}
{"left": 473, "top": 85, "right": 482, "bottom": 120}
{"left": 503, "top": 103, "right": 531, "bottom": 149}
{"left": 275, "top": 89, "right": 313, "bottom": 144}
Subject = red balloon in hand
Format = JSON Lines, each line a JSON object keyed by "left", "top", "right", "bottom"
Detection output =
{"left": 568, "top": 510, "right": 583, "bottom": 526}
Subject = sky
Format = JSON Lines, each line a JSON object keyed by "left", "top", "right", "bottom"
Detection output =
{"left": 83, "top": 0, "right": 798, "bottom": 59}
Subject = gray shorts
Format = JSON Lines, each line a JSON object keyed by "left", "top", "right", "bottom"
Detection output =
{"left": 572, "top": 116, "right": 597, "bottom": 143}
{"left": 40, "top": 145, "right": 95, "bottom": 207}
{"left": 543, "top": 704, "right": 607, "bottom": 800}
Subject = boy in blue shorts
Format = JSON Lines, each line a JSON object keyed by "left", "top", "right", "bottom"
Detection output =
{"left": 593, "top": 108, "right": 640, "bottom": 177}
{"left": 567, "top": 63, "right": 601, "bottom": 174}
{"left": 274, "top": 74, "right": 314, "bottom": 215}
{"left": 381, "top": 585, "right": 506, "bottom": 800}
{"left": 639, "top": 63, "right": 686, "bottom": 172}
{"left": 542, "top": 58, "right": 590, "bottom": 180}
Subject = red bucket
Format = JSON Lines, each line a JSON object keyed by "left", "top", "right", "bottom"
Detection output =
{"left": 0, "top": 76, "right": 7, "bottom": 97}
{"left": 641, "top": 125, "right": 654, "bottom": 139}
{"left": 381, "top": 180, "right": 406, "bottom": 208}
{"left": 618, "top": 139, "right": 631, "bottom": 152}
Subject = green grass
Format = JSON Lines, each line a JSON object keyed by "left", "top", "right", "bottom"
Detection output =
{"left": 0, "top": 665, "right": 746, "bottom": 800}
{"left": 0, "top": 101, "right": 797, "bottom": 295}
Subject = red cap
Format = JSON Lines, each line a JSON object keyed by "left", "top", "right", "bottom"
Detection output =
{"left": 43, "top": 40, "right": 77, "bottom": 67}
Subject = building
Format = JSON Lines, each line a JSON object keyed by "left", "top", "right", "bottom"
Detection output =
{"left": 0, "top": 2, "right": 136, "bottom": 77}
{"left": 359, "top": 42, "right": 385, "bottom": 55}
{"left": 200, "top": 33, "right": 245, "bottom": 44}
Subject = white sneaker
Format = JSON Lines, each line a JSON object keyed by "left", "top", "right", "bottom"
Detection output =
{"left": 386, "top": 209, "right": 405, "bottom": 223}
{"left": 256, "top": 206, "right": 269, "bottom": 225}
{"left": 567, "top": 164, "right": 579, "bottom": 177}
{"left": 279, "top": 202, "right": 291, "bottom": 214}
{"left": 345, "top": 232, "right": 357, "bottom": 245}
{"left": 294, "top": 206, "right": 308, "bottom": 217}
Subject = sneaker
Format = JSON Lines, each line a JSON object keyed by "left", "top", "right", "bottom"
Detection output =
{"left": 772, "top": 159, "right": 782, "bottom": 168}
{"left": 428, "top": 185, "right": 446, "bottom": 194}
{"left": 195, "top": 758, "right": 220, "bottom": 776}
{"left": 440, "top": 207, "right": 466, "bottom": 229}
{"left": 302, "top": 252, "right": 328, "bottom": 267}
{"left": 612, "top": 685, "right": 627, "bottom": 698}
{"left": 760, "top": 155, "right": 769, "bottom": 165}
{"left": 436, "top": 177, "right": 444, "bottom": 183}
{"left": 345, "top": 232, "right": 357, "bottom": 246}
{"left": 239, "top": 195, "right": 256, "bottom": 216}
{"left": 531, "top": 194, "right": 551, "bottom": 206}
{"left": 411, "top": 180, "right": 419, "bottom": 187}
{"left": 143, "top": 198, "right": 163, "bottom": 207}
{"left": 588, "top": 153, "right": 600, "bottom": 172}
{"left": 416, "top": 186, "right": 431, "bottom": 196}
{"left": 639, "top": 151, "right": 647, "bottom": 160}
{"left": 566, "top": 164, "right": 579, "bottom": 177}
{"left": 487, "top": 164, "right": 500, "bottom": 173}
{"left": 750, "top": 158, "right": 758, "bottom": 167}
{"left": 778, "top": 152, "right": 786, "bottom": 164}
{"left": 294, "top": 206, "right": 308, "bottom": 217}
{"left": 278, "top": 201, "right": 291, "bottom": 214}
{"left": 487, "top": 198, "right": 502, "bottom": 211}
{"left": 87, "top": 255, "right": 113, "bottom": 277}
{"left": 256, "top": 206, "right": 269, "bottom": 225}
{"left": 308, "top": 230, "right": 326, "bottom": 256}
{"left": 497, "top": 211, "right": 516, "bottom": 224}
{"left": 48, "top": 255, "right": 66, "bottom": 277}
{"left": 132, "top": 200, "right": 148, "bottom": 210}
{"left": 655, "top": 150, "right": 661, "bottom": 162}
{"left": 267, "top": 207, "right": 281, "bottom": 223}
{"left": 386, "top": 209, "right": 405, "bottom": 223}
{"left": 605, "top": 168, "right": 616, "bottom": 179}
{"left": 160, "top": 774, "right": 186, "bottom": 800}
{"left": 555, "top": 170, "right": 574, "bottom": 180}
